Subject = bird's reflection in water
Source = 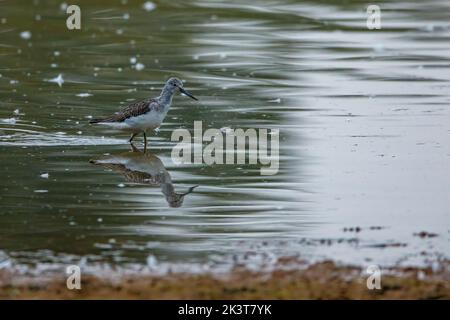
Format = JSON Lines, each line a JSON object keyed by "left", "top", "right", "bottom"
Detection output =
{"left": 89, "top": 144, "right": 198, "bottom": 207}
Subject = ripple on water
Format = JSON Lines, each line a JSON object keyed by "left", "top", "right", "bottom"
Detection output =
{"left": 0, "top": 129, "right": 124, "bottom": 146}
{"left": 0, "top": 0, "right": 449, "bottom": 274}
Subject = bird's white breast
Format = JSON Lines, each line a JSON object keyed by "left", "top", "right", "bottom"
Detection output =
{"left": 124, "top": 109, "right": 168, "bottom": 132}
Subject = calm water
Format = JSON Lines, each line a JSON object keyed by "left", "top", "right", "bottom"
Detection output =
{"left": 0, "top": 0, "right": 449, "bottom": 275}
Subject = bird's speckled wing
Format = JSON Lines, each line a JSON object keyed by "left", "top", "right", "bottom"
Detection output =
{"left": 91, "top": 161, "right": 161, "bottom": 185}
{"left": 90, "top": 98, "right": 159, "bottom": 123}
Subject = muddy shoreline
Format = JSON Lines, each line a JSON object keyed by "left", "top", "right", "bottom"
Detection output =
{"left": 1, "top": 261, "right": 448, "bottom": 299}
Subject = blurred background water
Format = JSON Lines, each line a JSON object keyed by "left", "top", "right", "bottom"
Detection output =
{"left": 0, "top": 0, "right": 449, "bottom": 275}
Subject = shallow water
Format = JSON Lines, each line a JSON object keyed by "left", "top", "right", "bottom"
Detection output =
{"left": 0, "top": 0, "right": 449, "bottom": 275}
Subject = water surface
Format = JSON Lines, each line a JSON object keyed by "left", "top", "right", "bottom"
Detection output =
{"left": 0, "top": 0, "right": 449, "bottom": 274}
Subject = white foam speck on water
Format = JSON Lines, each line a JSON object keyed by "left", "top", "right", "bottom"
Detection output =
{"left": 53, "top": 51, "right": 60, "bottom": 56}
{"left": 10, "top": 80, "right": 19, "bottom": 85}
{"left": 60, "top": 2, "right": 68, "bottom": 11}
{"left": 143, "top": 1, "right": 156, "bottom": 12}
{"left": 47, "top": 74, "right": 64, "bottom": 87}
{"left": 34, "top": 189, "right": 48, "bottom": 193}
{"left": 76, "top": 93, "right": 92, "bottom": 98}
{"left": 13, "top": 109, "right": 20, "bottom": 115}
{"left": 135, "top": 62, "right": 145, "bottom": 71}
{"left": 40, "top": 173, "right": 49, "bottom": 179}
{"left": 94, "top": 243, "right": 112, "bottom": 249}
{"left": 117, "top": 183, "right": 125, "bottom": 188}
{"left": 20, "top": 31, "right": 31, "bottom": 40}
{"left": 123, "top": 13, "right": 130, "bottom": 20}
{"left": 146, "top": 255, "right": 158, "bottom": 269}
{"left": 0, "top": 252, "right": 12, "bottom": 269}
{"left": 129, "top": 57, "right": 137, "bottom": 64}
{"left": 268, "top": 98, "right": 281, "bottom": 103}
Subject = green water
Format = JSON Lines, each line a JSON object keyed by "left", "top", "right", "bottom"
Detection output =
{"left": 0, "top": 0, "right": 449, "bottom": 274}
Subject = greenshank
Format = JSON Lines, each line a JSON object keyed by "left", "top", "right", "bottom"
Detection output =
{"left": 89, "top": 77, "right": 198, "bottom": 150}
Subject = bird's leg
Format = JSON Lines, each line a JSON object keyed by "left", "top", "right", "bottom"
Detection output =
{"left": 130, "top": 143, "right": 139, "bottom": 153}
{"left": 129, "top": 133, "right": 137, "bottom": 144}
{"left": 143, "top": 132, "right": 148, "bottom": 153}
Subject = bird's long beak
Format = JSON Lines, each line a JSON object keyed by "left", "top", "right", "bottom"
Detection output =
{"left": 178, "top": 87, "right": 198, "bottom": 101}
{"left": 180, "top": 185, "right": 199, "bottom": 196}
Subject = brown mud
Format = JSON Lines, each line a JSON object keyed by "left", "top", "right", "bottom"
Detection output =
{"left": 1, "top": 261, "right": 448, "bottom": 299}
